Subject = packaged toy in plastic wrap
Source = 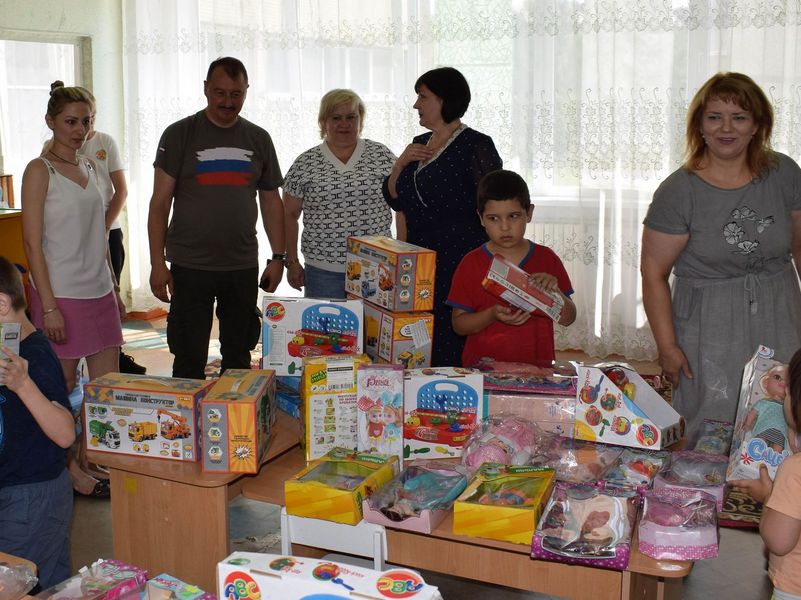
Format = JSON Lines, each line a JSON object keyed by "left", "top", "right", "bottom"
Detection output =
{"left": 727, "top": 346, "right": 796, "bottom": 481}
{"left": 603, "top": 448, "right": 669, "bottom": 489}
{"left": 532, "top": 482, "right": 639, "bottom": 570}
{"left": 654, "top": 451, "right": 728, "bottom": 511}
{"left": 35, "top": 559, "right": 147, "bottom": 599}
{"left": 363, "top": 460, "right": 469, "bottom": 533}
{"left": 357, "top": 363, "right": 404, "bottom": 464}
{"left": 461, "top": 414, "right": 542, "bottom": 470}
{"left": 530, "top": 436, "right": 622, "bottom": 484}
{"left": 638, "top": 488, "right": 719, "bottom": 561}
{"left": 691, "top": 419, "right": 734, "bottom": 455}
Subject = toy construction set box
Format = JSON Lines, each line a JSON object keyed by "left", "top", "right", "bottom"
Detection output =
{"left": 218, "top": 551, "right": 441, "bottom": 600}
{"left": 727, "top": 346, "right": 794, "bottom": 481}
{"left": 574, "top": 364, "right": 684, "bottom": 451}
{"left": 301, "top": 354, "right": 371, "bottom": 461}
{"left": 453, "top": 464, "right": 555, "bottom": 544}
{"left": 83, "top": 373, "right": 214, "bottom": 461}
{"left": 403, "top": 367, "right": 485, "bottom": 459}
{"left": 285, "top": 447, "right": 399, "bottom": 524}
{"left": 345, "top": 235, "right": 436, "bottom": 312}
{"left": 262, "top": 297, "right": 363, "bottom": 376}
{"left": 359, "top": 298, "right": 434, "bottom": 368}
{"left": 482, "top": 254, "right": 564, "bottom": 321}
{"left": 201, "top": 369, "right": 276, "bottom": 474}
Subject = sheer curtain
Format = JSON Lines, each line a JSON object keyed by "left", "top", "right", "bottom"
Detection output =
{"left": 122, "top": 0, "right": 801, "bottom": 360}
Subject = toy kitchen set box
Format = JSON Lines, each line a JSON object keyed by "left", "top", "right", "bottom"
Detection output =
{"left": 345, "top": 235, "right": 435, "bottom": 312}
{"left": 403, "top": 367, "right": 485, "bottom": 459}
{"left": 262, "top": 297, "right": 363, "bottom": 376}
{"left": 359, "top": 298, "right": 434, "bottom": 368}
{"left": 201, "top": 368, "right": 277, "bottom": 474}
{"left": 83, "top": 373, "right": 215, "bottom": 461}
{"left": 574, "top": 364, "right": 684, "bottom": 450}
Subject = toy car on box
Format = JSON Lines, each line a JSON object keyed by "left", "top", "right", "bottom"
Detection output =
{"left": 482, "top": 254, "right": 564, "bottom": 321}
{"left": 345, "top": 235, "right": 435, "bottom": 312}
{"left": 357, "top": 297, "right": 434, "bottom": 367}
{"left": 262, "top": 297, "right": 363, "bottom": 376}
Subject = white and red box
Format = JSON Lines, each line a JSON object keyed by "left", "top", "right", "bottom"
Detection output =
{"left": 262, "top": 297, "right": 363, "bottom": 376}
{"left": 482, "top": 253, "right": 564, "bottom": 321}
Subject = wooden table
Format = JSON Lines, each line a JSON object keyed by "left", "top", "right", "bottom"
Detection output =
{"left": 242, "top": 447, "right": 692, "bottom": 600}
{"left": 87, "top": 412, "right": 300, "bottom": 592}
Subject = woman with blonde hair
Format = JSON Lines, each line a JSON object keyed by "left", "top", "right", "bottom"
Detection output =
{"left": 641, "top": 72, "right": 801, "bottom": 437}
{"left": 283, "top": 88, "right": 397, "bottom": 298}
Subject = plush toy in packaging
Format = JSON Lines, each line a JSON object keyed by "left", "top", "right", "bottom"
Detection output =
{"left": 357, "top": 363, "right": 404, "bottom": 463}
{"left": 727, "top": 346, "right": 796, "bottom": 481}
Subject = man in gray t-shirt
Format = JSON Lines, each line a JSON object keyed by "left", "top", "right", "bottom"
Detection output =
{"left": 148, "top": 57, "right": 286, "bottom": 379}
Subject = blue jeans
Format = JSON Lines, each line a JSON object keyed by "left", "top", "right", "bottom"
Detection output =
{"left": 0, "top": 469, "right": 73, "bottom": 590}
{"left": 304, "top": 264, "right": 346, "bottom": 299}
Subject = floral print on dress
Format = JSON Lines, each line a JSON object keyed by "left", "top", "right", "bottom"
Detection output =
{"left": 723, "top": 204, "right": 773, "bottom": 268}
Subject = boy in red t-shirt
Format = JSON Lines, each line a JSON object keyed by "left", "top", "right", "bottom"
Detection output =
{"left": 446, "top": 169, "right": 576, "bottom": 368}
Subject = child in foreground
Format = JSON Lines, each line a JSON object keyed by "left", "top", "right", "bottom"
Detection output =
{"left": 446, "top": 169, "right": 576, "bottom": 368}
{"left": 732, "top": 347, "right": 801, "bottom": 600}
{"left": 0, "top": 256, "right": 76, "bottom": 589}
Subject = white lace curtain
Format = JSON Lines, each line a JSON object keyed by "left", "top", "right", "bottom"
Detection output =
{"left": 122, "top": 0, "right": 801, "bottom": 360}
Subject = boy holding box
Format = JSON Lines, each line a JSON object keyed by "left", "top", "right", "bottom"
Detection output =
{"left": 0, "top": 256, "right": 76, "bottom": 588}
{"left": 447, "top": 170, "right": 576, "bottom": 367}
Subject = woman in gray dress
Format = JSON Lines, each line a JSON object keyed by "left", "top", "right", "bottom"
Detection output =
{"left": 641, "top": 72, "right": 801, "bottom": 436}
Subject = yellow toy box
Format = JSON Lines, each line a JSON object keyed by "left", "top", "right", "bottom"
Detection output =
{"left": 262, "top": 297, "right": 364, "bottom": 376}
{"left": 83, "top": 373, "right": 214, "bottom": 462}
{"left": 357, "top": 298, "right": 434, "bottom": 368}
{"left": 574, "top": 364, "right": 684, "bottom": 450}
{"left": 345, "top": 235, "right": 436, "bottom": 312}
{"left": 285, "top": 447, "right": 399, "bottom": 524}
{"left": 201, "top": 369, "right": 276, "bottom": 474}
{"left": 301, "top": 354, "right": 372, "bottom": 461}
{"left": 453, "top": 464, "right": 555, "bottom": 544}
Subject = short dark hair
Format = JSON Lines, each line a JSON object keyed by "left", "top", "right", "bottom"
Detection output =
{"left": 0, "top": 256, "right": 26, "bottom": 311}
{"left": 788, "top": 348, "right": 801, "bottom": 428}
{"left": 477, "top": 170, "right": 531, "bottom": 214}
{"left": 415, "top": 67, "right": 470, "bottom": 123}
{"left": 206, "top": 57, "right": 249, "bottom": 85}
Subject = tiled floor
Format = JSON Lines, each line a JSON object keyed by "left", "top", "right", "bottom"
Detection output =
{"left": 68, "top": 314, "right": 774, "bottom": 599}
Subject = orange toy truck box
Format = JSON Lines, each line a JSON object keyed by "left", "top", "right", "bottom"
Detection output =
{"left": 355, "top": 296, "right": 434, "bottom": 368}
{"left": 83, "top": 373, "right": 214, "bottom": 461}
{"left": 482, "top": 253, "right": 564, "bottom": 321}
{"left": 201, "top": 369, "right": 277, "bottom": 474}
{"left": 345, "top": 235, "right": 435, "bottom": 312}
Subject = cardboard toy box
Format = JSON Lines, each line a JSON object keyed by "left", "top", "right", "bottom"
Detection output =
{"left": 574, "top": 364, "right": 684, "bottom": 450}
{"left": 201, "top": 369, "right": 276, "bottom": 474}
{"left": 218, "top": 551, "right": 440, "bottom": 600}
{"left": 453, "top": 464, "right": 555, "bottom": 544}
{"left": 285, "top": 447, "right": 399, "bottom": 524}
{"left": 356, "top": 363, "right": 405, "bottom": 463}
{"left": 262, "top": 297, "right": 363, "bottom": 376}
{"left": 482, "top": 253, "right": 564, "bottom": 321}
{"left": 403, "top": 367, "right": 485, "bottom": 459}
{"left": 301, "top": 354, "right": 371, "bottom": 461}
{"left": 727, "top": 346, "right": 794, "bottom": 480}
{"left": 145, "top": 573, "right": 215, "bottom": 600}
{"left": 356, "top": 296, "right": 434, "bottom": 367}
{"left": 345, "top": 235, "right": 435, "bottom": 312}
{"left": 83, "top": 373, "right": 214, "bottom": 462}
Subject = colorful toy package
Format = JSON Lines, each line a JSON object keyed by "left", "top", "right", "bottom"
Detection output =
{"left": 481, "top": 254, "right": 564, "bottom": 321}
{"left": 285, "top": 447, "right": 399, "bottom": 524}
{"left": 402, "top": 367, "right": 485, "bottom": 459}
{"left": 359, "top": 298, "right": 434, "bottom": 367}
{"left": 35, "top": 559, "right": 147, "bottom": 599}
{"left": 357, "top": 363, "right": 405, "bottom": 463}
{"left": 727, "top": 346, "right": 794, "bottom": 481}
{"left": 363, "top": 460, "right": 470, "bottom": 533}
{"left": 453, "top": 463, "right": 556, "bottom": 544}
{"left": 201, "top": 369, "right": 276, "bottom": 474}
{"left": 532, "top": 482, "right": 639, "bottom": 571}
{"left": 691, "top": 419, "right": 734, "bottom": 455}
{"left": 486, "top": 391, "right": 576, "bottom": 436}
{"left": 261, "top": 297, "right": 363, "bottom": 376}
{"left": 654, "top": 451, "right": 728, "bottom": 511}
{"left": 531, "top": 436, "right": 622, "bottom": 484}
{"left": 461, "top": 414, "right": 541, "bottom": 470}
{"left": 477, "top": 357, "right": 577, "bottom": 395}
{"left": 82, "top": 373, "right": 214, "bottom": 462}
{"left": 603, "top": 448, "right": 669, "bottom": 489}
{"left": 217, "top": 551, "right": 441, "bottom": 600}
{"left": 145, "top": 573, "right": 215, "bottom": 600}
{"left": 638, "top": 488, "right": 719, "bottom": 561}
{"left": 301, "top": 354, "right": 371, "bottom": 461}
{"left": 345, "top": 235, "right": 436, "bottom": 312}
{"left": 574, "top": 363, "right": 684, "bottom": 450}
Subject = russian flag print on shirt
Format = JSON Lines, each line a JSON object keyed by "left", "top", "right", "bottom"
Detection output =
{"left": 195, "top": 147, "right": 253, "bottom": 186}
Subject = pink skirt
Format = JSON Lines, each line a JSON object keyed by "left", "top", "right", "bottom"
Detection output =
{"left": 29, "top": 287, "right": 123, "bottom": 360}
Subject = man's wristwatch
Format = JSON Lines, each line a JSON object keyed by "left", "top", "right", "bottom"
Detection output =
{"left": 267, "top": 252, "right": 287, "bottom": 266}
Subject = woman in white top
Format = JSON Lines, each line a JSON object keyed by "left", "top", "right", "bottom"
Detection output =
{"left": 21, "top": 81, "right": 125, "bottom": 495}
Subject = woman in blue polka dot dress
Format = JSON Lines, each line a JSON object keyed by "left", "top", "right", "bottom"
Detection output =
{"left": 383, "top": 67, "right": 502, "bottom": 367}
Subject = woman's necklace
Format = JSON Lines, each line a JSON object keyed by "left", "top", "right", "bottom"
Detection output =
{"left": 48, "top": 149, "right": 79, "bottom": 166}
